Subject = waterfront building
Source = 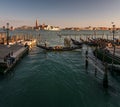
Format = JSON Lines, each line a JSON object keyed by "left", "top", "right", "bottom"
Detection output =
{"left": 0, "top": 31, "right": 6, "bottom": 44}
{"left": 16, "top": 26, "right": 33, "bottom": 30}
{"left": 34, "top": 19, "right": 40, "bottom": 30}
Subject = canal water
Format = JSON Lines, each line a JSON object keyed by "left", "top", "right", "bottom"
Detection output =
{"left": 0, "top": 30, "right": 120, "bottom": 107}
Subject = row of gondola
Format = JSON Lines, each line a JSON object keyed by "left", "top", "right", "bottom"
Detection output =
{"left": 37, "top": 37, "right": 120, "bottom": 73}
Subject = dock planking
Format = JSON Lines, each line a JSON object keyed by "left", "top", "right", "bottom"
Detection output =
{"left": 0, "top": 44, "right": 29, "bottom": 74}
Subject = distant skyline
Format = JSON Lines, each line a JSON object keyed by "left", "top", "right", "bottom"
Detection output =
{"left": 0, "top": 0, "right": 120, "bottom": 28}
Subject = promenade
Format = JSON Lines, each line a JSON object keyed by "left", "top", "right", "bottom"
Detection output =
{"left": 0, "top": 44, "right": 23, "bottom": 63}
{"left": 0, "top": 44, "right": 29, "bottom": 74}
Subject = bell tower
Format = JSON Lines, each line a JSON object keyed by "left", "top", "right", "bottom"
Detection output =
{"left": 36, "top": 19, "right": 38, "bottom": 29}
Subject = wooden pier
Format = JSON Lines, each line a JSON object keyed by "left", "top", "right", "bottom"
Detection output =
{"left": 85, "top": 44, "right": 120, "bottom": 88}
{"left": 0, "top": 29, "right": 38, "bottom": 74}
{"left": 0, "top": 44, "right": 29, "bottom": 74}
{"left": 85, "top": 49, "right": 109, "bottom": 88}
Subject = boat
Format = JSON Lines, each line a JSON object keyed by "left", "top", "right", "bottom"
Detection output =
{"left": 87, "top": 42, "right": 98, "bottom": 46}
{"left": 93, "top": 48, "right": 120, "bottom": 65}
{"left": 71, "top": 38, "right": 83, "bottom": 46}
{"left": 37, "top": 44, "right": 82, "bottom": 51}
{"left": 93, "top": 48, "right": 120, "bottom": 73}
{"left": 79, "top": 37, "right": 98, "bottom": 46}
{"left": 108, "top": 64, "right": 120, "bottom": 73}
{"left": 87, "top": 38, "right": 98, "bottom": 46}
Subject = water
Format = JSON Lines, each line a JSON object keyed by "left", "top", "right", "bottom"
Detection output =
{"left": 0, "top": 30, "right": 120, "bottom": 107}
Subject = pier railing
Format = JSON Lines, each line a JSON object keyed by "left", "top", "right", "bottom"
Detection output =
{"left": 84, "top": 48, "right": 109, "bottom": 88}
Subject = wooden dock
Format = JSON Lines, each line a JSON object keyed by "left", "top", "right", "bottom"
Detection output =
{"left": 108, "top": 47, "right": 120, "bottom": 58}
{"left": 85, "top": 49, "right": 109, "bottom": 88}
{"left": 0, "top": 44, "right": 29, "bottom": 74}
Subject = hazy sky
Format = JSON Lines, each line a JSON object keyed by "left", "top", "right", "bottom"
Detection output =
{"left": 0, "top": 0, "right": 120, "bottom": 28}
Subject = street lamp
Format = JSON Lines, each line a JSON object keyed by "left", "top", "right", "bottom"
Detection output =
{"left": 6, "top": 23, "right": 9, "bottom": 45}
{"left": 111, "top": 23, "right": 116, "bottom": 69}
{"left": 93, "top": 27, "right": 96, "bottom": 39}
{"left": 112, "top": 24, "right": 115, "bottom": 41}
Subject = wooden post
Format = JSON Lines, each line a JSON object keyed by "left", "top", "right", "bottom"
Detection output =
{"left": 107, "top": 34, "right": 108, "bottom": 40}
{"left": 103, "top": 63, "right": 108, "bottom": 88}
{"left": 85, "top": 50, "right": 88, "bottom": 70}
{"left": 95, "top": 47, "right": 97, "bottom": 76}
{"left": 111, "top": 24, "right": 116, "bottom": 70}
{"left": 112, "top": 44, "right": 115, "bottom": 71}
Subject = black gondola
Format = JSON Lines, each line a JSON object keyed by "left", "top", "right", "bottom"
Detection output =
{"left": 87, "top": 38, "right": 98, "bottom": 46}
{"left": 71, "top": 38, "right": 83, "bottom": 46}
{"left": 37, "top": 44, "right": 82, "bottom": 51}
{"left": 93, "top": 48, "right": 120, "bottom": 65}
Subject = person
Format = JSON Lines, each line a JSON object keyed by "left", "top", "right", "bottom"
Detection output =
{"left": 10, "top": 51, "right": 13, "bottom": 56}
{"left": 25, "top": 43, "right": 28, "bottom": 47}
{"left": 64, "top": 37, "right": 71, "bottom": 47}
{"left": 44, "top": 40, "right": 47, "bottom": 47}
{"left": 4, "top": 56, "right": 7, "bottom": 62}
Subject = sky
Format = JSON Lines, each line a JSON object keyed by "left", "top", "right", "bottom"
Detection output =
{"left": 0, "top": 0, "right": 120, "bottom": 28}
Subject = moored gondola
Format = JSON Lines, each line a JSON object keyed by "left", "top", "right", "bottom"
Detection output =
{"left": 71, "top": 38, "right": 83, "bottom": 46}
{"left": 37, "top": 44, "right": 82, "bottom": 51}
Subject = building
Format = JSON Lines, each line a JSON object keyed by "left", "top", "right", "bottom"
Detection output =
{"left": 34, "top": 19, "right": 40, "bottom": 30}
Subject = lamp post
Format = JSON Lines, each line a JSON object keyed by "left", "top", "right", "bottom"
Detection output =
{"left": 111, "top": 23, "right": 116, "bottom": 70}
{"left": 93, "top": 27, "right": 96, "bottom": 39}
{"left": 112, "top": 24, "right": 115, "bottom": 41}
{"left": 6, "top": 23, "right": 9, "bottom": 45}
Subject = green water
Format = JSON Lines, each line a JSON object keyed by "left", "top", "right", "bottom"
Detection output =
{"left": 0, "top": 30, "right": 120, "bottom": 107}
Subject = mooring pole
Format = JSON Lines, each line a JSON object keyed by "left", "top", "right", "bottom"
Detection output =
{"left": 103, "top": 63, "right": 108, "bottom": 88}
{"left": 85, "top": 50, "right": 88, "bottom": 70}
{"left": 95, "top": 47, "right": 97, "bottom": 77}
{"left": 111, "top": 24, "right": 116, "bottom": 71}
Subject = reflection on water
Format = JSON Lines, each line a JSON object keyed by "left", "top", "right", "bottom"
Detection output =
{"left": 0, "top": 30, "right": 120, "bottom": 107}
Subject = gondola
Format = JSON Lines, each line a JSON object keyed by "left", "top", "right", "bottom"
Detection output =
{"left": 37, "top": 44, "right": 82, "bottom": 51}
{"left": 71, "top": 38, "right": 83, "bottom": 46}
{"left": 93, "top": 48, "right": 120, "bottom": 65}
{"left": 87, "top": 38, "right": 98, "bottom": 46}
{"left": 108, "top": 64, "right": 120, "bottom": 73}
{"left": 87, "top": 42, "right": 98, "bottom": 46}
